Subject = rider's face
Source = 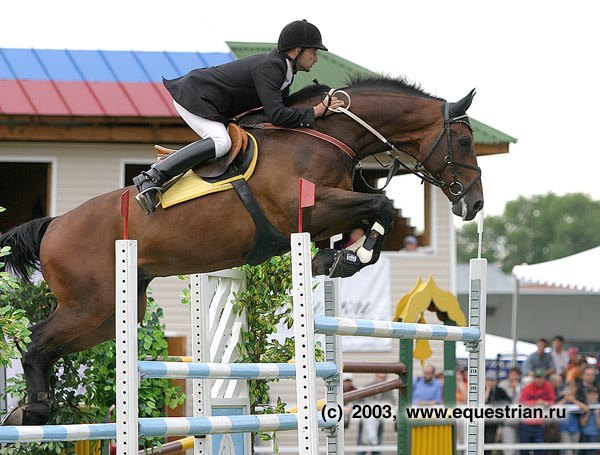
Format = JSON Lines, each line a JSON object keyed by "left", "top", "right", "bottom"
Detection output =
{"left": 296, "top": 48, "right": 319, "bottom": 72}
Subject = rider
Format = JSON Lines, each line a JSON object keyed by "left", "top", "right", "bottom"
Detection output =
{"left": 133, "top": 19, "right": 344, "bottom": 214}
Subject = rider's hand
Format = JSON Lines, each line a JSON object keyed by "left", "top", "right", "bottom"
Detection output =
{"left": 313, "top": 96, "right": 345, "bottom": 118}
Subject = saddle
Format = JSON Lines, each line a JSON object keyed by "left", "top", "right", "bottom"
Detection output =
{"left": 155, "top": 123, "right": 249, "bottom": 179}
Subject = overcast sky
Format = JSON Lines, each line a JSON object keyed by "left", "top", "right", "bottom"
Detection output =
{"left": 3, "top": 0, "right": 599, "bottom": 224}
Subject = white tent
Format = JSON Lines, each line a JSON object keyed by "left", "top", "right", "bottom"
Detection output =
{"left": 512, "top": 246, "right": 600, "bottom": 292}
{"left": 456, "top": 334, "right": 536, "bottom": 359}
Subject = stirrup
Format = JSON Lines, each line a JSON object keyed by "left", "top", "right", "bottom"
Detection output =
{"left": 135, "top": 187, "right": 163, "bottom": 215}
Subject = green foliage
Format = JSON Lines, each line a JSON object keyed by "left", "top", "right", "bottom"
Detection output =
{"left": 0, "top": 215, "right": 32, "bottom": 364}
{"left": 1, "top": 279, "right": 185, "bottom": 455}
{"left": 457, "top": 193, "right": 600, "bottom": 272}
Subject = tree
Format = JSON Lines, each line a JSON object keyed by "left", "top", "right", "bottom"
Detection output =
{"left": 457, "top": 193, "right": 600, "bottom": 272}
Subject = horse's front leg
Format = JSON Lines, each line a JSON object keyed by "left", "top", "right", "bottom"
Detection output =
{"left": 305, "top": 186, "right": 395, "bottom": 277}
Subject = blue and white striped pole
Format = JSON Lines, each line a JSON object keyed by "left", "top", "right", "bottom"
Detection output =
{"left": 0, "top": 414, "right": 336, "bottom": 443}
{"left": 314, "top": 316, "right": 480, "bottom": 341}
{"left": 138, "top": 361, "right": 338, "bottom": 380}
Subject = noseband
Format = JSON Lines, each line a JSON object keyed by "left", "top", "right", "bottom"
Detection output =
{"left": 326, "top": 89, "right": 482, "bottom": 202}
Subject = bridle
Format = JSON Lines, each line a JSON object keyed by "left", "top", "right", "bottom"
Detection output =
{"left": 324, "top": 89, "right": 482, "bottom": 203}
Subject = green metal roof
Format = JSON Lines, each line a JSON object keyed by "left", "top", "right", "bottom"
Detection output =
{"left": 227, "top": 41, "right": 374, "bottom": 91}
{"left": 470, "top": 118, "right": 517, "bottom": 145}
{"left": 227, "top": 41, "right": 516, "bottom": 147}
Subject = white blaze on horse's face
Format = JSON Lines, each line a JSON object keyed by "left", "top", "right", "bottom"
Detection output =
{"left": 460, "top": 199, "right": 468, "bottom": 220}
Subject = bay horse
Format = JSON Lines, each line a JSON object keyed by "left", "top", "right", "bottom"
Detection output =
{"left": 0, "top": 76, "right": 483, "bottom": 426}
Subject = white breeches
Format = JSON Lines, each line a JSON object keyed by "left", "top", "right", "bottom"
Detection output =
{"left": 173, "top": 100, "right": 232, "bottom": 158}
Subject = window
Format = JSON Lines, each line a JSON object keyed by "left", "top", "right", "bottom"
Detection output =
{"left": 123, "top": 163, "right": 151, "bottom": 188}
{"left": 0, "top": 162, "right": 50, "bottom": 233}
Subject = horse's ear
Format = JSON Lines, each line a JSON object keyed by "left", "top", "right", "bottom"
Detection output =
{"left": 449, "top": 89, "right": 476, "bottom": 117}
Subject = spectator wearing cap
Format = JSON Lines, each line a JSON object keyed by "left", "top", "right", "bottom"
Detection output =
{"left": 403, "top": 235, "right": 418, "bottom": 252}
{"left": 550, "top": 336, "right": 570, "bottom": 376}
{"left": 484, "top": 371, "right": 511, "bottom": 454}
{"left": 518, "top": 369, "right": 556, "bottom": 454}
{"left": 522, "top": 338, "right": 555, "bottom": 378}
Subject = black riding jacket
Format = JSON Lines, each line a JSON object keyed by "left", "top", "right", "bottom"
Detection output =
{"left": 163, "top": 49, "right": 315, "bottom": 128}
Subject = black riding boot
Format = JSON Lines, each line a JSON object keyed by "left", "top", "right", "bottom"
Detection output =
{"left": 133, "top": 138, "right": 216, "bottom": 214}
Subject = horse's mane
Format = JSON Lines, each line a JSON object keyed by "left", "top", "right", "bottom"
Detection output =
{"left": 284, "top": 83, "right": 332, "bottom": 106}
{"left": 284, "top": 74, "right": 440, "bottom": 107}
{"left": 240, "top": 74, "right": 439, "bottom": 123}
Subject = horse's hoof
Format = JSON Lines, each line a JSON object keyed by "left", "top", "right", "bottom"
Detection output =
{"left": 0, "top": 407, "right": 24, "bottom": 426}
{"left": 312, "top": 248, "right": 337, "bottom": 276}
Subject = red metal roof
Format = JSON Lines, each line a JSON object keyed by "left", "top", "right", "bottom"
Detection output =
{"left": 0, "top": 48, "right": 235, "bottom": 117}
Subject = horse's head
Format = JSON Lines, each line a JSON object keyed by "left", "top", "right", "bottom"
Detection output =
{"left": 415, "top": 89, "right": 484, "bottom": 221}
{"left": 285, "top": 77, "right": 484, "bottom": 221}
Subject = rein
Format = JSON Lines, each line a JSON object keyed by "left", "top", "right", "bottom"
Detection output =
{"left": 324, "top": 89, "right": 482, "bottom": 200}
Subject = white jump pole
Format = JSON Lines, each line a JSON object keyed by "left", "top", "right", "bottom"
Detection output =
{"left": 291, "top": 232, "right": 320, "bottom": 455}
{"left": 115, "top": 239, "right": 139, "bottom": 455}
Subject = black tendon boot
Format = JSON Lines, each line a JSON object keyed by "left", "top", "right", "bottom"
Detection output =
{"left": 133, "top": 138, "right": 216, "bottom": 214}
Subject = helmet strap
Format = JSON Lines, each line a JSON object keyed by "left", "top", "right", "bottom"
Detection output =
{"left": 282, "top": 48, "right": 304, "bottom": 73}
{"left": 292, "top": 48, "right": 305, "bottom": 73}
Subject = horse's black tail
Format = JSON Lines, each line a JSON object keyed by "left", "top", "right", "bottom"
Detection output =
{"left": 0, "top": 216, "right": 55, "bottom": 282}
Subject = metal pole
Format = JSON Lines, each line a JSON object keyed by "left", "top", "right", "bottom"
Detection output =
{"left": 324, "top": 278, "right": 344, "bottom": 455}
{"left": 466, "top": 258, "right": 486, "bottom": 455}
{"left": 343, "top": 362, "right": 406, "bottom": 375}
{"left": 343, "top": 379, "right": 403, "bottom": 404}
{"left": 511, "top": 278, "right": 520, "bottom": 367}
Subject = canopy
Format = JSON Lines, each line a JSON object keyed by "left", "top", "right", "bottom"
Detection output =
{"left": 512, "top": 246, "right": 600, "bottom": 292}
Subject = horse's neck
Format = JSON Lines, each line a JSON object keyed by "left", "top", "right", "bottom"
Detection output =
{"left": 317, "top": 94, "right": 442, "bottom": 160}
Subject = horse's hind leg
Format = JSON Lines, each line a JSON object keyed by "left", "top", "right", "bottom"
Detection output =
{"left": 0, "top": 278, "right": 150, "bottom": 426}
{"left": 1, "top": 310, "right": 83, "bottom": 426}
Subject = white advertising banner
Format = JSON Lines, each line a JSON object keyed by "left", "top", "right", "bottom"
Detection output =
{"left": 273, "top": 256, "right": 392, "bottom": 352}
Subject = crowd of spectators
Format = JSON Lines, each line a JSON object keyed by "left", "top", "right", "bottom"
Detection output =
{"left": 455, "top": 335, "right": 600, "bottom": 455}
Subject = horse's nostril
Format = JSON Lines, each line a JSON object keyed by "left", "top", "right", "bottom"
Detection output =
{"left": 473, "top": 200, "right": 484, "bottom": 212}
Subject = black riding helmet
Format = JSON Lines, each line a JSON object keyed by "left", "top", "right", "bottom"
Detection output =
{"left": 277, "top": 20, "right": 328, "bottom": 51}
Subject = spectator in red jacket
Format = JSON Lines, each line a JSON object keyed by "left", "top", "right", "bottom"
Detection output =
{"left": 518, "top": 369, "right": 556, "bottom": 455}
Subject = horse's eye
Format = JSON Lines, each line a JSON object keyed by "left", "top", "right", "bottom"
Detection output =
{"left": 459, "top": 138, "right": 471, "bottom": 147}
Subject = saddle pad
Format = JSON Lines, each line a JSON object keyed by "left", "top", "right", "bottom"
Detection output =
{"left": 160, "top": 133, "right": 258, "bottom": 208}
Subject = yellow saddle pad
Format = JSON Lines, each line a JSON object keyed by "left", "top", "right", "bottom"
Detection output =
{"left": 160, "top": 132, "right": 258, "bottom": 209}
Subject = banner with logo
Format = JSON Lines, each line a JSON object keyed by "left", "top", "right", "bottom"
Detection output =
{"left": 273, "top": 256, "right": 392, "bottom": 352}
